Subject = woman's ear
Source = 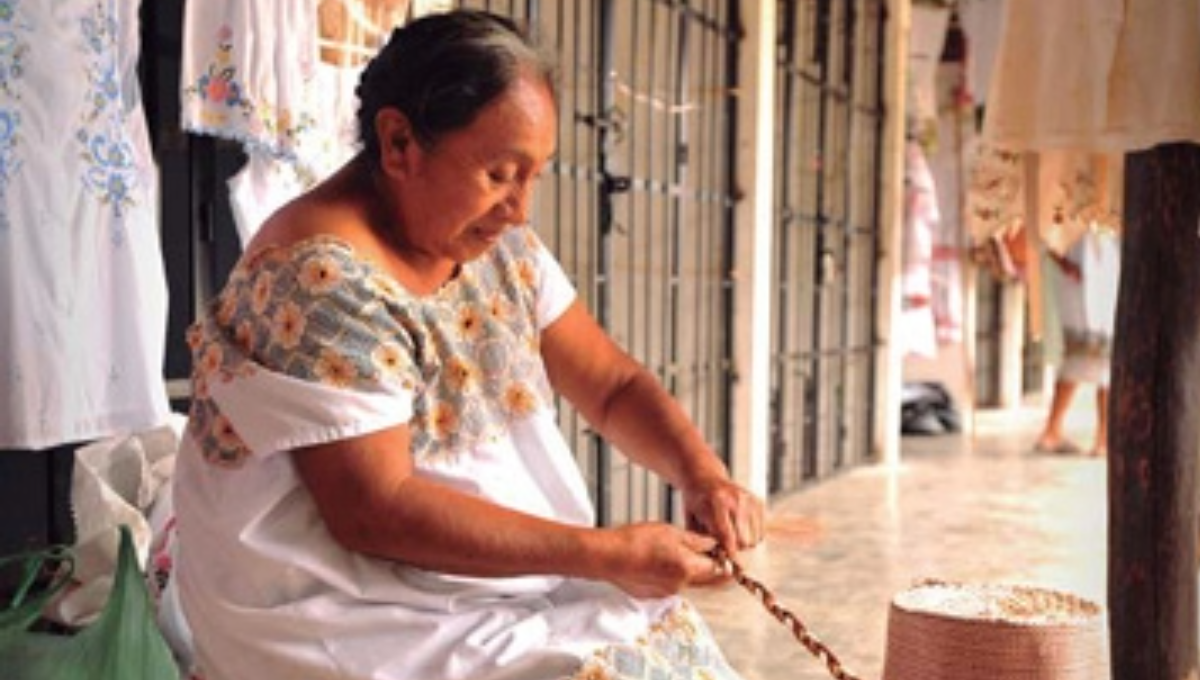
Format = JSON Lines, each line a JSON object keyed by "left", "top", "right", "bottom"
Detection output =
{"left": 374, "top": 108, "right": 416, "bottom": 176}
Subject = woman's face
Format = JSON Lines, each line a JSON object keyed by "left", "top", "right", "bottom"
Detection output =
{"left": 382, "top": 72, "right": 558, "bottom": 266}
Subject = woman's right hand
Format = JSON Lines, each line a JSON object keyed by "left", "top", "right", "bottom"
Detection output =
{"left": 599, "top": 522, "right": 729, "bottom": 599}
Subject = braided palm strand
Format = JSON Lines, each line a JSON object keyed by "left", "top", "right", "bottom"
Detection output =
{"left": 709, "top": 547, "right": 867, "bottom": 680}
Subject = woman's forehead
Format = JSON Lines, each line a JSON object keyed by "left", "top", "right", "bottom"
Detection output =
{"left": 446, "top": 77, "right": 558, "bottom": 162}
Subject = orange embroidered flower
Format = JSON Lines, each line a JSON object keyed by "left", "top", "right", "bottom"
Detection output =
{"left": 199, "top": 344, "right": 224, "bottom": 376}
{"left": 371, "top": 341, "right": 407, "bottom": 380}
{"left": 456, "top": 305, "right": 484, "bottom": 341}
{"left": 314, "top": 348, "right": 358, "bottom": 388}
{"left": 234, "top": 321, "right": 255, "bottom": 351}
{"left": 251, "top": 271, "right": 275, "bottom": 314}
{"left": 444, "top": 355, "right": 480, "bottom": 393}
{"left": 298, "top": 255, "right": 343, "bottom": 294}
{"left": 487, "top": 293, "right": 510, "bottom": 321}
{"left": 501, "top": 382, "right": 538, "bottom": 417}
{"left": 185, "top": 324, "right": 204, "bottom": 352}
{"left": 513, "top": 258, "right": 538, "bottom": 290}
{"left": 429, "top": 401, "right": 459, "bottom": 440}
{"left": 270, "top": 301, "right": 306, "bottom": 349}
{"left": 212, "top": 414, "right": 243, "bottom": 452}
{"left": 216, "top": 293, "right": 238, "bottom": 325}
{"left": 570, "top": 665, "right": 612, "bottom": 680}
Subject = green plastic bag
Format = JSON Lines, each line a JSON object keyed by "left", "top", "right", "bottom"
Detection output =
{"left": 0, "top": 525, "right": 179, "bottom": 680}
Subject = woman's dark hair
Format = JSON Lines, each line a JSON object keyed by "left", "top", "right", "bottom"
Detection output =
{"left": 356, "top": 10, "right": 556, "bottom": 160}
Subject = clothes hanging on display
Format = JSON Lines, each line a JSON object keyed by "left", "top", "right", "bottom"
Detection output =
{"left": 181, "top": 0, "right": 408, "bottom": 244}
{"left": 907, "top": 3, "right": 951, "bottom": 147}
{"left": 926, "top": 56, "right": 974, "bottom": 345}
{"left": 901, "top": 140, "right": 940, "bottom": 359}
{"left": 0, "top": 0, "right": 169, "bottom": 449}
{"left": 985, "top": 0, "right": 1200, "bottom": 153}
{"left": 955, "top": 0, "right": 1006, "bottom": 107}
{"left": 969, "top": 148, "right": 1123, "bottom": 256}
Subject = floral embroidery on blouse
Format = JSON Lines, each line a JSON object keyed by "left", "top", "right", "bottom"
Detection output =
{"left": 0, "top": 1, "right": 28, "bottom": 232}
{"left": 187, "top": 228, "right": 557, "bottom": 467}
{"left": 183, "top": 23, "right": 315, "bottom": 160}
{"left": 572, "top": 602, "right": 735, "bottom": 680}
{"left": 75, "top": 0, "right": 141, "bottom": 234}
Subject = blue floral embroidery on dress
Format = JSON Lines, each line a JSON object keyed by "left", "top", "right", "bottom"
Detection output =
{"left": 76, "top": 1, "right": 139, "bottom": 239}
{"left": 0, "top": 0, "right": 29, "bottom": 233}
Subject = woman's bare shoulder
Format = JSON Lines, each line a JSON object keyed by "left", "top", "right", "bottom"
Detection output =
{"left": 244, "top": 167, "right": 380, "bottom": 263}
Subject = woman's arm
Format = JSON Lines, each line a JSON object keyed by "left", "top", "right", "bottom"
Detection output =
{"left": 291, "top": 426, "right": 726, "bottom": 598}
{"left": 540, "top": 301, "right": 764, "bottom": 554}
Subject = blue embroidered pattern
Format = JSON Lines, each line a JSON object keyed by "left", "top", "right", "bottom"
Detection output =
{"left": 76, "top": 0, "right": 139, "bottom": 238}
{"left": 0, "top": 0, "right": 28, "bottom": 233}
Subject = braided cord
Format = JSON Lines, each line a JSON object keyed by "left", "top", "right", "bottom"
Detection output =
{"left": 709, "top": 547, "right": 868, "bottom": 680}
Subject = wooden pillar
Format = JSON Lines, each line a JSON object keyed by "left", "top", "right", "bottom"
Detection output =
{"left": 1109, "top": 142, "right": 1200, "bottom": 680}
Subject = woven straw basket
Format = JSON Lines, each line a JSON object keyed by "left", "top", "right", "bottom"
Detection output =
{"left": 881, "top": 580, "right": 1108, "bottom": 680}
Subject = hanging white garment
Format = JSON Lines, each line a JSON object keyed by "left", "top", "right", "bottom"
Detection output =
{"left": 956, "top": 0, "right": 1007, "bottom": 106}
{"left": 985, "top": 0, "right": 1200, "bottom": 152}
{"left": 0, "top": 0, "right": 170, "bottom": 449}
{"left": 901, "top": 140, "right": 940, "bottom": 359}
{"left": 907, "top": 4, "right": 950, "bottom": 143}
{"left": 927, "top": 60, "right": 974, "bottom": 345}
{"left": 181, "top": 0, "right": 402, "bottom": 245}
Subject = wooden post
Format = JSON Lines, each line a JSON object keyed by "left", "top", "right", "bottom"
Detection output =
{"left": 1109, "top": 142, "right": 1200, "bottom": 680}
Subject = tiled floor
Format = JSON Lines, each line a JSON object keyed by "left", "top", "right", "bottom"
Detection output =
{"left": 689, "top": 402, "right": 1110, "bottom": 680}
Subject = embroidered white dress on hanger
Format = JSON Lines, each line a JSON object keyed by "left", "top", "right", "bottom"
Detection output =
{"left": 181, "top": 0, "right": 406, "bottom": 244}
{"left": 985, "top": 0, "right": 1200, "bottom": 153}
{"left": 0, "top": 0, "right": 169, "bottom": 449}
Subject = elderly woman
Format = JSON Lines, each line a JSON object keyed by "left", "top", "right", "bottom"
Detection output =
{"left": 173, "top": 9, "right": 761, "bottom": 680}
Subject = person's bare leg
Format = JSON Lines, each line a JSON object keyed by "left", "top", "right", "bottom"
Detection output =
{"left": 1092, "top": 385, "right": 1109, "bottom": 457}
{"left": 1036, "top": 378, "right": 1080, "bottom": 452}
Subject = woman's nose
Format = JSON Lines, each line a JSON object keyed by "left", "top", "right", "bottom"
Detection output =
{"left": 500, "top": 181, "right": 534, "bottom": 224}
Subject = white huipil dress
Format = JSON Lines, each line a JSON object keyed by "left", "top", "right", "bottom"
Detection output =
{"left": 173, "top": 227, "right": 743, "bottom": 680}
{"left": 0, "top": 0, "right": 169, "bottom": 448}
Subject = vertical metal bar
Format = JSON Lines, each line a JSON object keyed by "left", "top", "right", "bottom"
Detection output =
{"left": 594, "top": 0, "right": 617, "bottom": 526}
{"left": 866, "top": 0, "right": 887, "bottom": 464}
{"left": 622, "top": 0, "right": 648, "bottom": 523}
{"left": 805, "top": 0, "right": 831, "bottom": 480}
{"left": 662, "top": 0, "right": 689, "bottom": 522}
{"left": 189, "top": 135, "right": 216, "bottom": 310}
{"left": 720, "top": 0, "right": 740, "bottom": 472}
{"left": 770, "top": 0, "right": 795, "bottom": 493}
{"left": 646, "top": 0, "right": 661, "bottom": 390}
{"left": 836, "top": 0, "right": 856, "bottom": 468}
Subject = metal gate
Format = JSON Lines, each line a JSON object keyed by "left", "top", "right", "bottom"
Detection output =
{"left": 459, "top": 0, "right": 741, "bottom": 525}
{"left": 769, "top": 0, "right": 886, "bottom": 494}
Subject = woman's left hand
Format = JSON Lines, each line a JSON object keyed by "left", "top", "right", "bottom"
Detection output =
{"left": 682, "top": 475, "right": 765, "bottom": 556}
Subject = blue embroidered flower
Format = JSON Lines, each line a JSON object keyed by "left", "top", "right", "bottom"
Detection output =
{"left": 75, "top": 1, "right": 139, "bottom": 225}
{"left": 0, "top": 0, "right": 25, "bottom": 233}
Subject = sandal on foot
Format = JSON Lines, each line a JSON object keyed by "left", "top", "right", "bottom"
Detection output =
{"left": 1033, "top": 440, "right": 1083, "bottom": 455}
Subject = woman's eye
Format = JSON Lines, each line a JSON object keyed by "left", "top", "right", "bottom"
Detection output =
{"left": 488, "top": 168, "right": 517, "bottom": 184}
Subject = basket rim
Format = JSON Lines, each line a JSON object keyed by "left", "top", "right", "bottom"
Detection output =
{"left": 890, "top": 579, "right": 1105, "bottom": 628}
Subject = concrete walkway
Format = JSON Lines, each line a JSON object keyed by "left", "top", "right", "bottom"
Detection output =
{"left": 690, "top": 401, "right": 1109, "bottom": 680}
